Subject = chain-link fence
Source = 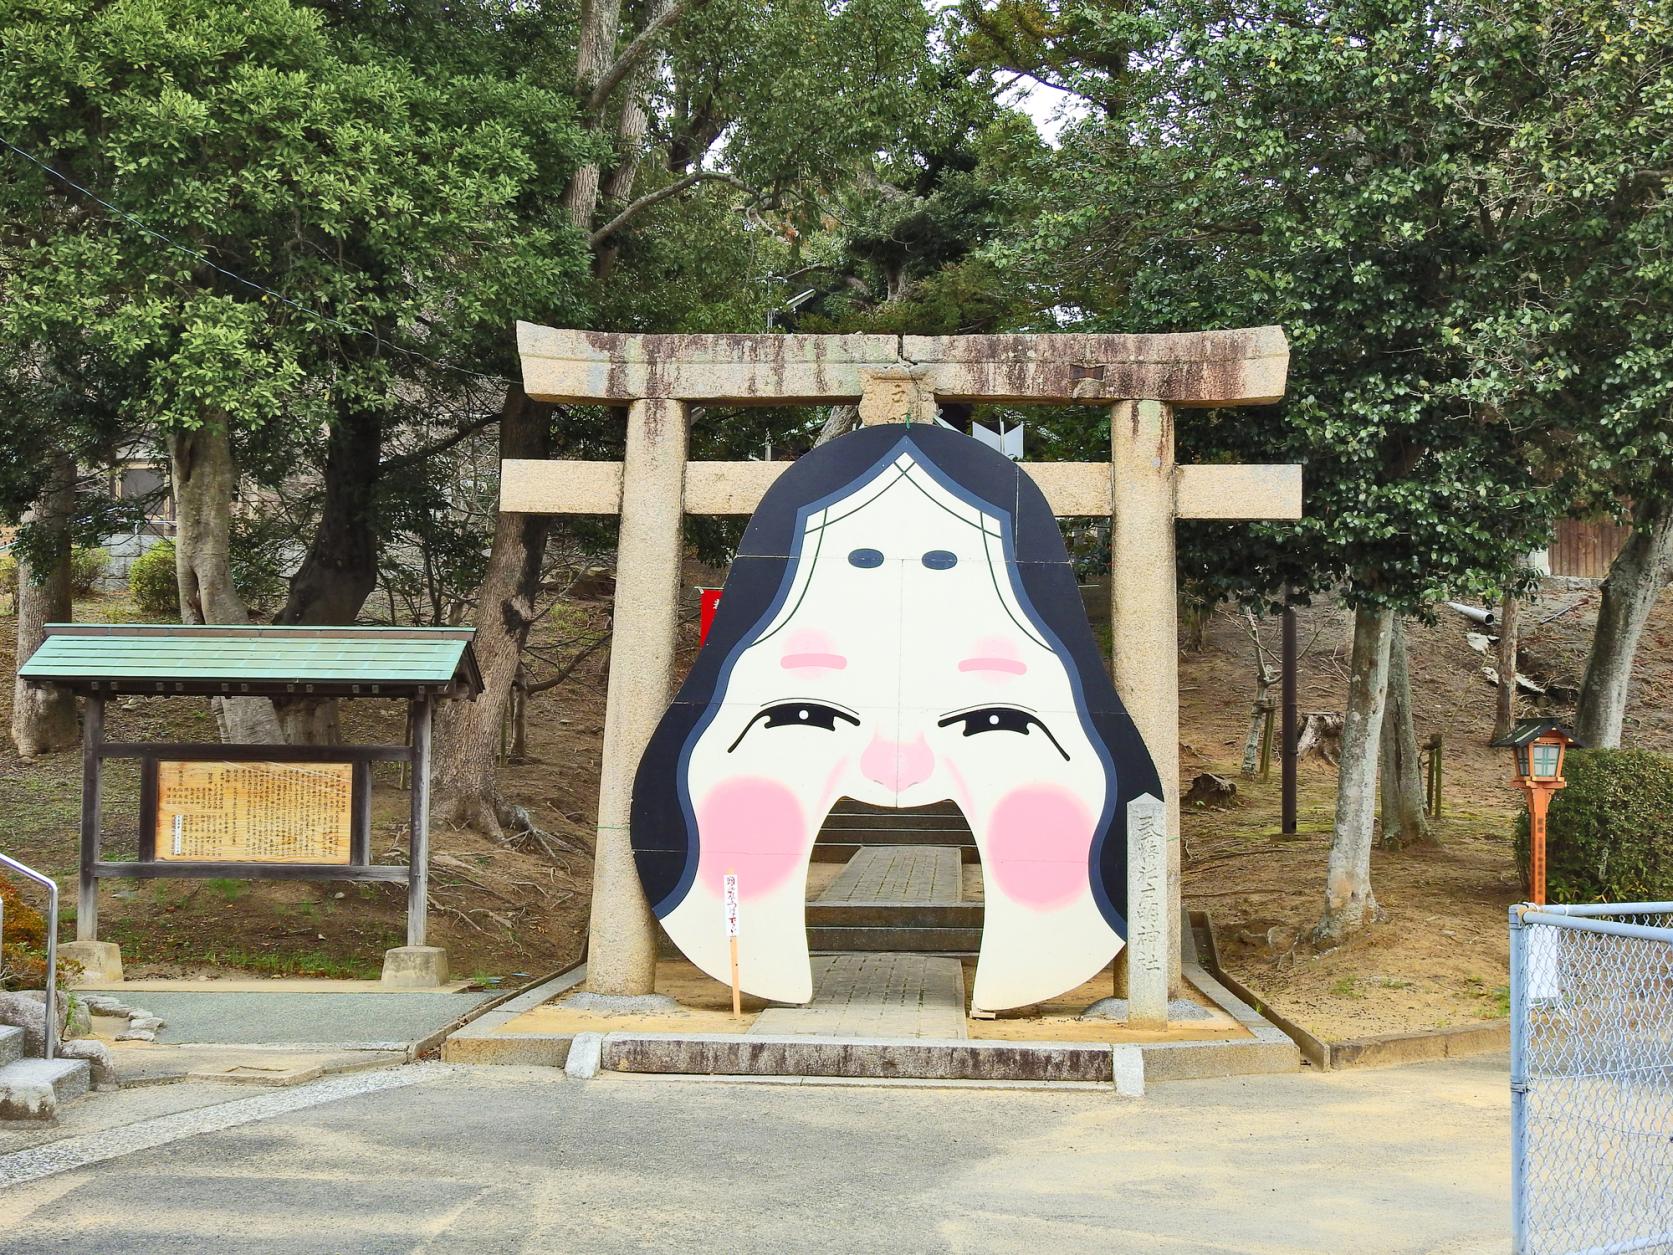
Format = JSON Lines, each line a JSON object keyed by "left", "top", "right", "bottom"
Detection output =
{"left": 1511, "top": 903, "right": 1673, "bottom": 1255}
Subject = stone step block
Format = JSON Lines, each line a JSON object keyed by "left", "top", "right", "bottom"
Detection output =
{"left": 807, "top": 926, "right": 983, "bottom": 953}
{"left": 804, "top": 902, "right": 983, "bottom": 929}
{"left": 0, "top": 1025, "right": 22, "bottom": 1068}
{"left": 0, "top": 1056, "right": 91, "bottom": 1120}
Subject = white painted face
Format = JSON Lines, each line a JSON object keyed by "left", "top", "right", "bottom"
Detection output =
{"left": 660, "top": 453, "right": 1123, "bottom": 1010}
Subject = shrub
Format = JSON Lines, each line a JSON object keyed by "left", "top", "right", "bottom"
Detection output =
{"left": 69, "top": 546, "right": 108, "bottom": 595}
{"left": 128, "top": 540, "right": 181, "bottom": 616}
{"left": 0, "top": 547, "right": 105, "bottom": 596}
{"left": 0, "top": 874, "right": 80, "bottom": 991}
{"left": 1515, "top": 749, "right": 1673, "bottom": 902}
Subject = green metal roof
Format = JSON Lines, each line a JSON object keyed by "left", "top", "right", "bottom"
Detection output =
{"left": 1489, "top": 718, "right": 1582, "bottom": 749}
{"left": 20, "top": 624, "right": 482, "bottom": 698}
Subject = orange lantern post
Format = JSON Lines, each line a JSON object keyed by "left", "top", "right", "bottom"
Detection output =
{"left": 1490, "top": 720, "right": 1582, "bottom": 905}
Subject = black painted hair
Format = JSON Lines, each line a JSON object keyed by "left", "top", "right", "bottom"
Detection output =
{"left": 629, "top": 423, "right": 1161, "bottom": 932}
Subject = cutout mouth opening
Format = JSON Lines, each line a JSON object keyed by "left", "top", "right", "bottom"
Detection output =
{"left": 806, "top": 796, "right": 983, "bottom": 957}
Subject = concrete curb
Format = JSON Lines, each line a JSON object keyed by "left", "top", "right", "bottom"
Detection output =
{"left": 1190, "top": 909, "right": 1509, "bottom": 1071}
{"left": 1328, "top": 1022, "right": 1509, "bottom": 1069}
{"left": 436, "top": 912, "right": 1305, "bottom": 1087}
{"left": 440, "top": 964, "right": 588, "bottom": 1066}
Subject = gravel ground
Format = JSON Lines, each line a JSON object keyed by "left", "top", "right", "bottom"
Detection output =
{"left": 0, "top": 1054, "right": 1510, "bottom": 1253}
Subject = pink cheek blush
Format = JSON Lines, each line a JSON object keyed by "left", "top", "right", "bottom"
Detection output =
{"left": 984, "top": 785, "right": 1093, "bottom": 910}
{"left": 696, "top": 777, "right": 808, "bottom": 899}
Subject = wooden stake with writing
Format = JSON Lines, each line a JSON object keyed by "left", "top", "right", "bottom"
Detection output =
{"left": 724, "top": 870, "right": 741, "bottom": 1017}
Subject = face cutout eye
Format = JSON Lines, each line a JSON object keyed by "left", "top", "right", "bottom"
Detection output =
{"left": 728, "top": 701, "right": 861, "bottom": 752}
{"left": 937, "top": 706, "right": 1071, "bottom": 761}
{"left": 848, "top": 548, "right": 884, "bottom": 568}
{"left": 922, "top": 550, "right": 958, "bottom": 570}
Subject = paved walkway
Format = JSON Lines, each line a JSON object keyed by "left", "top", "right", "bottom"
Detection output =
{"left": 0, "top": 1054, "right": 1512, "bottom": 1252}
{"left": 819, "top": 845, "right": 962, "bottom": 903}
{"left": 750, "top": 954, "right": 967, "bottom": 1039}
{"left": 112, "top": 991, "right": 495, "bottom": 1048}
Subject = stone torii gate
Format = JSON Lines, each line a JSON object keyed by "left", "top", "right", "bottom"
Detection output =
{"left": 505, "top": 322, "right": 1298, "bottom": 1000}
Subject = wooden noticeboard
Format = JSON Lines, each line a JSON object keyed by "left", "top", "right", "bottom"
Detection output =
{"left": 153, "top": 760, "right": 354, "bottom": 865}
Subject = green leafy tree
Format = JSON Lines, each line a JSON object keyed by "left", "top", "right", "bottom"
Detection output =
{"left": 0, "top": 0, "right": 592, "bottom": 740}
{"left": 994, "top": 0, "right": 1565, "bottom": 940}
{"left": 1449, "top": 1, "right": 1673, "bottom": 747}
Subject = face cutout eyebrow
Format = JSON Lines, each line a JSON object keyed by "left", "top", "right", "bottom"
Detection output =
{"left": 781, "top": 651, "right": 848, "bottom": 670}
{"left": 958, "top": 656, "right": 1028, "bottom": 676}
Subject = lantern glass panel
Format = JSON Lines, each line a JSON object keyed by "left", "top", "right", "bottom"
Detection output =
{"left": 1515, "top": 745, "right": 1530, "bottom": 779}
{"left": 1532, "top": 742, "right": 1560, "bottom": 779}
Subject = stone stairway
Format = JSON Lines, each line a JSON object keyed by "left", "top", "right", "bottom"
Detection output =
{"left": 810, "top": 800, "right": 979, "bottom": 862}
{"left": 807, "top": 802, "right": 983, "bottom": 955}
{"left": 0, "top": 1023, "right": 91, "bottom": 1121}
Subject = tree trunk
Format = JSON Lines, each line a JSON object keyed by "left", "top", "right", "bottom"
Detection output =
{"left": 271, "top": 408, "right": 383, "bottom": 744}
{"left": 434, "top": 390, "right": 552, "bottom": 835}
{"left": 1493, "top": 589, "right": 1520, "bottom": 743}
{"left": 509, "top": 664, "right": 529, "bottom": 762}
{"left": 169, "top": 423, "right": 285, "bottom": 744}
{"left": 10, "top": 451, "right": 80, "bottom": 759}
{"left": 1241, "top": 668, "right": 1276, "bottom": 778}
{"left": 815, "top": 403, "right": 859, "bottom": 446}
{"left": 1315, "top": 603, "right": 1394, "bottom": 943}
{"left": 1378, "top": 616, "right": 1431, "bottom": 849}
{"left": 563, "top": 0, "right": 626, "bottom": 232}
{"left": 593, "top": 0, "right": 673, "bottom": 282}
{"left": 1576, "top": 499, "right": 1673, "bottom": 748}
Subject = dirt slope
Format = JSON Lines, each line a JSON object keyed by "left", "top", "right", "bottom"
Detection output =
{"left": 4, "top": 576, "right": 1669, "bottom": 1037}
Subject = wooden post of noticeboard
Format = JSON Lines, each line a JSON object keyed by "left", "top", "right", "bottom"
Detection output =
{"left": 409, "top": 694, "right": 433, "bottom": 948}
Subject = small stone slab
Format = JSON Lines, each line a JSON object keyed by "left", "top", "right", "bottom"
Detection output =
{"left": 563, "top": 1032, "right": 603, "bottom": 1080}
{"left": 184, "top": 1062, "right": 325, "bottom": 1087}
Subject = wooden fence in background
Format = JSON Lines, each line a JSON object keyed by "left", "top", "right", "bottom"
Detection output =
{"left": 1549, "top": 518, "right": 1631, "bottom": 579}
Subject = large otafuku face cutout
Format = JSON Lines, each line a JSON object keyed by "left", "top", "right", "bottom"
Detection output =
{"left": 630, "top": 424, "right": 1161, "bottom": 1011}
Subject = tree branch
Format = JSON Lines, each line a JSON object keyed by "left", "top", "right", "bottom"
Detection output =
{"left": 524, "top": 632, "right": 612, "bottom": 693}
{"left": 586, "top": 0, "right": 709, "bottom": 114}
{"left": 378, "top": 412, "right": 500, "bottom": 476}
{"left": 588, "top": 171, "right": 754, "bottom": 247}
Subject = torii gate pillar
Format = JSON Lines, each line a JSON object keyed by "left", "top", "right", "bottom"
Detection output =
{"left": 506, "top": 325, "right": 1298, "bottom": 999}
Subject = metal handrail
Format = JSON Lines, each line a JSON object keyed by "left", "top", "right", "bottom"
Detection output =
{"left": 0, "top": 852, "right": 58, "bottom": 1059}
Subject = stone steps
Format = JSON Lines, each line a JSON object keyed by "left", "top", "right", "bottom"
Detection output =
{"left": 805, "top": 902, "right": 983, "bottom": 929}
{"left": 812, "top": 801, "right": 978, "bottom": 863}
{"left": 807, "top": 927, "right": 983, "bottom": 953}
{"left": 0, "top": 1056, "right": 91, "bottom": 1121}
{"left": 0, "top": 1024, "right": 21, "bottom": 1068}
{"left": 809, "top": 845, "right": 981, "bottom": 953}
